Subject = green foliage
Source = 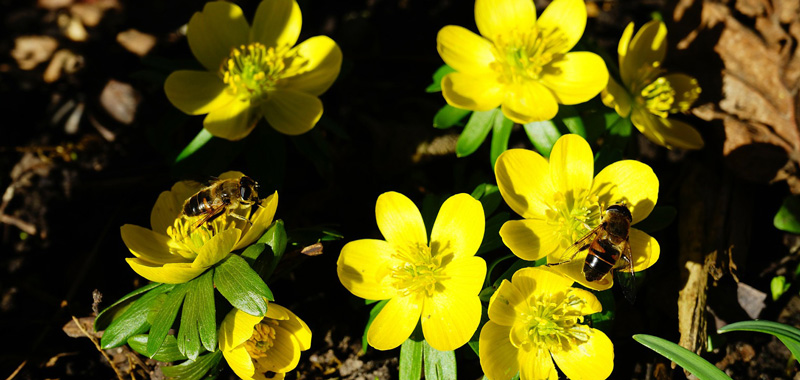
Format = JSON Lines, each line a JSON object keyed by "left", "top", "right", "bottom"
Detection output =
{"left": 177, "top": 270, "right": 217, "bottom": 360}
{"left": 434, "top": 105, "right": 471, "bottom": 129}
{"left": 129, "top": 335, "right": 188, "bottom": 363}
{"left": 457, "top": 109, "right": 497, "bottom": 158}
{"left": 425, "top": 64, "right": 456, "bottom": 93}
{"left": 523, "top": 120, "right": 560, "bottom": 157}
{"left": 175, "top": 129, "right": 214, "bottom": 163}
{"left": 587, "top": 289, "right": 615, "bottom": 333}
{"left": 490, "top": 113, "right": 513, "bottom": 168}
{"left": 774, "top": 195, "right": 800, "bottom": 234}
{"left": 399, "top": 327, "right": 424, "bottom": 380}
{"left": 95, "top": 282, "right": 164, "bottom": 331}
{"left": 594, "top": 114, "right": 632, "bottom": 174}
{"left": 362, "top": 299, "right": 389, "bottom": 353}
{"left": 214, "top": 254, "right": 273, "bottom": 317}
{"left": 100, "top": 284, "right": 175, "bottom": 349}
{"left": 771, "top": 276, "right": 791, "bottom": 301}
{"left": 423, "top": 340, "right": 457, "bottom": 380}
{"left": 718, "top": 320, "right": 800, "bottom": 361}
{"left": 633, "top": 334, "right": 732, "bottom": 380}
{"left": 161, "top": 351, "right": 224, "bottom": 380}
{"left": 147, "top": 283, "right": 188, "bottom": 356}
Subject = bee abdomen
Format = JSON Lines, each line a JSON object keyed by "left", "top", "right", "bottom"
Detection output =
{"left": 584, "top": 241, "right": 616, "bottom": 282}
{"left": 183, "top": 192, "right": 210, "bottom": 216}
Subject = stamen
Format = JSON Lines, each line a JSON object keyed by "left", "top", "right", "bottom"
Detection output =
{"left": 510, "top": 291, "right": 590, "bottom": 351}
{"left": 640, "top": 77, "right": 675, "bottom": 118}
{"left": 220, "top": 43, "right": 308, "bottom": 104}
{"left": 545, "top": 192, "right": 603, "bottom": 249}
{"left": 245, "top": 319, "right": 280, "bottom": 359}
{"left": 391, "top": 243, "right": 449, "bottom": 297}
{"left": 490, "top": 27, "right": 568, "bottom": 84}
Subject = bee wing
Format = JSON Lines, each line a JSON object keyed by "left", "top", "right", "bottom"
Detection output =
{"left": 614, "top": 240, "right": 637, "bottom": 303}
{"left": 549, "top": 226, "right": 602, "bottom": 266}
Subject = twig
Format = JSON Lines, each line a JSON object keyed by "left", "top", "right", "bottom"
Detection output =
{"left": 70, "top": 316, "right": 125, "bottom": 380}
{"left": 5, "top": 361, "right": 27, "bottom": 380}
{"left": 0, "top": 214, "right": 37, "bottom": 236}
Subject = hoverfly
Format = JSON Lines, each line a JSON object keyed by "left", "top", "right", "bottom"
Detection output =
{"left": 182, "top": 176, "right": 262, "bottom": 229}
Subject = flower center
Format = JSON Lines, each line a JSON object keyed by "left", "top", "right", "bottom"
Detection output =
{"left": 510, "top": 291, "right": 590, "bottom": 351}
{"left": 545, "top": 191, "right": 602, "bottom": 249}
{"left": 639, "top": 76, "right": 676, "bottom": 118}
{"left": 220, "top": 43, "right": 308, "bottom": 104}
{"left": 245, "top": 319, "right": 280, "bottom": 359}
{"left": 490, "top": 28, "right": 568, "bottom": 84}
{"left": 391, "top": 243, "right": 448, "bottom": 297}
{"left": 166, "top": 213, "right": 237, "bottom": 260}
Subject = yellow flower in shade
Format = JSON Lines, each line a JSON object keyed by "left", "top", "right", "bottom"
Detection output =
{"left": 121, "top": 171, "right": 278, "bottom": 284}
{"left": 602, "top": 20, "right": 703, "bottom": 149}
{"left": 479, "top": 267, "right": 613, "bottom": 380}
{"left": 219, "top": 303, "right": 311, "bottom": 380}
{"left": 494, "top": 134, "right": 660, "bottom": 290}
{"left": 436, "top": 0, "right": 608, "bottom": 124}
{"left": 164, "top": 0, "right": 342, "bottom": 140}
{"left": 337, "top": 192, "right": 487, "bottom": 351}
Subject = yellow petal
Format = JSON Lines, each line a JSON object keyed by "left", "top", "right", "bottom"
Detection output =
{"left": 501, "top": 82, "right": 558, "bottom": 124}
{"left": 664, "top": 73, "right": 701, "bottom": 113}
{"left": 284, "top": 36, "right": 342, "bottom": 96}
{"left": 548, "top": 134, "right": 594, "bottom": 197}
{"left": 203, "top": 98, "right": 257, "bottom": 141}
{"left": 591, "top": 159, "right": 658, "bottom": 224}
{"left": 630, "top": 228, "right": 660, "bottom": 272}
{"left": 375, "top": 192, "right": 428, "bottom": 253}
{"left": 125, "top": 258, "right": 206, "bottom": 284}
{"left": 150, "top": 191, "right": 183, "bottom": 234}
{"left": 519, "top": 347, "right": 558, "bottom": 380}
{"left": 431, "top": 193, "right": 484, "bottom": 261}
{"left": 164, "top": 70, "right": 235, "bottom": 116}
{"left": 337, "top": 239, "right": 400, "bottom": 300}
{"left": 187, "top": 2, "right": 250, "bottom": 72}
{"left": 537, "top": 0, "right": 586, "bottom": 53}
{"left": 254, "top": 325, "right": 302, "bottom": 373}
{"left": 617, "top": 22, "right": 635, "bottom": 62}
{"left": 120, "top": 224, "right": 187, "bottom": 264}
{"left": 261, "top": 90, "right": 322, "bottom": 135}
{"left": 440, "top": 256, "right": 487, "bottom": 297}
{"left": 250, "top": 0, "right": 301, "bottom": 48}
{"left": 640, "top": 113, "right": 704, "bottom": 150}
{"left": 630, "top": 107, "right": 667, "bottom": 146}
{"left": 568, "top": 288, "right": 602, "bottom": 315}
{"left": 367, "top": 294, "right": 423, "bottom": 350}
{"left": 441, "top": 72, "right": 505, "bottom": 111}
{"left": 487, "top": 279, "right": 526, "bottom": 326}
{"left": 621, "top": 20, "right": 667, "bottom": 88}
{"left": 269, "top": 304, "right": 312, "bottom": 351}
{"left": 601, "top": 76, "right": 632, "bottom": 118}
{"left": 541, "top": 52, "right": 608, "bottom": 105}
{"left": 551, "top": 329, "right": 614, "bottom": 380}
{"left": 235, "top": 191, "right": 279, "bottom": 250}
{"left": 511, "top": 267, "right": 574, "bottom": 299}
{"left": 436, "top": 25, "right": 496, "bottom": 75}
{"left": 265, "top": 303, "right": 291, "bottom": 321}
{"left": 192, "top": 228, "right": 240, "bottom": 268}
{"left": 478, "top": 321, "right": 519, "bottom": 380}
{"left": 224, "top": 346, "right": 256, "bottom": 380}
{"left": 474, "top": 0, "right": 536, "bottom": 42}
{"left": 421, "top": 291, "right": 482, "bottom": 351}
{"left": 495, "top": 149, "right": 553, "bottom": 219}
{"left": 500, "top": 219, "right": 562, "bottom": 261}
{"left": 220, "top": 308, "right": 262, "bottom": 352}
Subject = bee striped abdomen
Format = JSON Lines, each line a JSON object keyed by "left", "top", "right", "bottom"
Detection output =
{"left": 584, "top": 239, "right": 617, "bottom": 282}
{"left": 184, "top": 190, "right": 212, "bottom": 216}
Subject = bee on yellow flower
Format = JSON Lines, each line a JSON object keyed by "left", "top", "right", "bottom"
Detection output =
{"left": 479, "top": 267, "right": 613, "bottom": 380}
{"left": 436, "top": 0, "right": 608, "bottom": 123}
{"left": 165, "top": 0, "right": 342, "bottom": 140}
{"left": 337, "top": 192, "right": 486, "bottom": 351}
{"left": 602, "top": 20, "right": 703, "bottom": 149}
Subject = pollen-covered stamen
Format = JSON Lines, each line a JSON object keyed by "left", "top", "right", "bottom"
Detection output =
{"left": 490, "top": 28, "right": 568, "bottom": 84}
{"left": 545, "top": 192, "right": 602, "bottom": 249}
{"left": 220, "top": 43, "right": 308, "bottom": 104}
{"left": 245, "top": 319, "right": 280, "bottom": 359}
{"left": 166, "top": 213, "right": 237, "bottom": 259}
{"left": 510, "top": 291, "right": 591, "bottom": 351}
{"left": 639, "top": 77, "right": 676, "bottom": 118}
{"left": 391, "top": 243, "right": 449, "bottom": 297}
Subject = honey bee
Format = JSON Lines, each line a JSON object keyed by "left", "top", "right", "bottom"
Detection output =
{"left": 550, "top": 203, "right": 637, "bottom": 302}
{"left": 182, "top": 176, "right": 262, "bottom": 229}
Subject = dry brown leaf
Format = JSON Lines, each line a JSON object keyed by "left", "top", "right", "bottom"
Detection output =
{"left": 43, "top": 49, "right": 83, "bottom": 83}
{"left": 116, "top": 29, "right": 156, "bottom": 57}
{"left": 37, "top": 0, "right": 72, "bottom": 9}
{"left": 100, "top": 80, "right": 140, "bottom": 125}
{"left": 12, "top": 36, "right": 58, "bottom": 70}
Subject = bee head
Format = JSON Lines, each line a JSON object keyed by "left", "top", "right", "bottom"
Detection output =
{"left": 606, "top": 203, "right": 632, "bottom": 222}
{"left": 239, "top": 176, "right": 259, "bottom": 201}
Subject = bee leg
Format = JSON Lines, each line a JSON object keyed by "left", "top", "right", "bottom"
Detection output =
{"left": 228, "top": 210, "right": 254, "bottom": 226}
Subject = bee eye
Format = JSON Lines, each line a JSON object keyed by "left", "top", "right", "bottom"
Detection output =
{"left": 241, "top": 186, "right": 251, "bottom": 200}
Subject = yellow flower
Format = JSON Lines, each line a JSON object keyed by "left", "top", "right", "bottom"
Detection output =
{"left": 164, "top": 0, "right": 342, "bottom": 140}
{"left": 494, "top": 134, "right": 660, "bottom": 290}
{"left": 121, "top": 171, "right": 278, "bottom": 284}
{"left": 337, "top": 192, "right": 487, "bottom": 351}
{"left": 219, "top": 303, "right": 311, "bottom": 380}
{"left": 602, "top": 20, "right": 703, "bottom": 149}
{"left": 479, "top": 267, "right": 613, "bottom": 380}
{"left": 436, "top": 0, "right": 608, "bottom": 124}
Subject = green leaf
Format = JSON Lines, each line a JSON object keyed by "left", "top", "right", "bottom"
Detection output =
{"left": 557, "top": 106, "right": 586, "bottom": 138}
{"left": 95, "top": 282, "right": 164, "bottom": 331}
{"left": 175, "top": 129, "right": 214, "bottom": 163}
{"left": 774, "top": 196, "right": 800, "bottom": 234}
{"left": 100, "top": 284, "right": 175, "bottom": 349}
{"left": 214, "top": 254, "right": 272, "bottom": 316}
{"left": 129, "top": 334, "right": 188, "bottom": 363}
{"left": 423, "top": 340, "right": 456, "bottom": 380}
{"left": 633, "top": 206, "right": 677, "bottom": 234}
{"left": 258, "top": 219, "right": 288, "bottom": 256}
{"left": 425, "top": 64, "right": 456, "bottom": 93}
{"left": 434, "top": 105, "right": 471, "bottom": 129}
{"left": 484, "top": 253, "right": 516, "bottom": 288}
{"left": 523, "top": 120, "right": 561, "bottom": 158}
{"left": 718, "top": 320, "right": 800, "bottom": 361}
{"left": 633, "top": 334, "right": 732, "bottom": 380}
{"left": 470, "top": 183, "right": 501, "bottom": 216}
{"left": 476, "top": 212, "right": 509, "bottom": 256}
{"left": 362, "top": 299, "right": 389, "bottom": 353}
{"left": 456, "top": 109, "right": 497, "bottom": 157}
{"left": 490, "top": 113, "right": 514, "bottom": 169}
{"left": 770, "top": 276, "right": 791, "bottom": 301}
{"left": 177, "top": 270, "right": 215, "bottom": 360}
{"left": 147, "top": 283, "right": 188, "bottom": 356}
{"left": 399, "top": 333, "right": 424, "bottom": 380}
{"left": 161, "top": 351, "right": 223, "bottom": 380}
